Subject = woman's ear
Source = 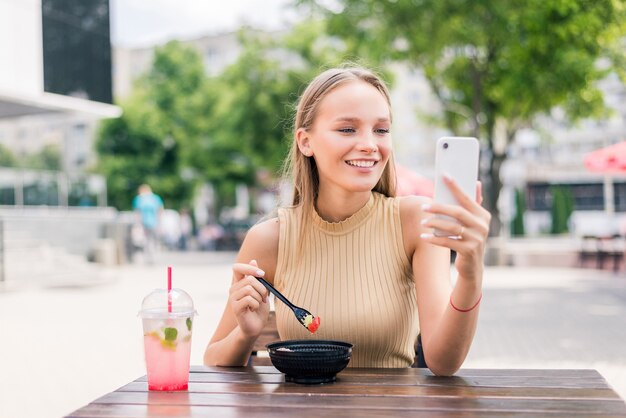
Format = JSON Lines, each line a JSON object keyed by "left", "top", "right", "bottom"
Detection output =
{"left": 296, "top": 128, "right": 313, "bottom": 157}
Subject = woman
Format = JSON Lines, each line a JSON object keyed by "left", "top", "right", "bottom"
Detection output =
{"left": 204, "top": 66, "right": 490, "bottom": 375}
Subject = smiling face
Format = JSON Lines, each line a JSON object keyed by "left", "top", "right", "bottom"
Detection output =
{"left": 296, "top": 80, "right": 392, "bottom": 197}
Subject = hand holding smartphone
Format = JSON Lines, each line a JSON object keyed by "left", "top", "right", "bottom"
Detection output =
{"left": 433, "top": 137, "right": 480, "bottom": 237}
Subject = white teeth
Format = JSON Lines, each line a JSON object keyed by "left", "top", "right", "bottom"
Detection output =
{"left": 347, "top": 160, "right": 375, "bottom": 168}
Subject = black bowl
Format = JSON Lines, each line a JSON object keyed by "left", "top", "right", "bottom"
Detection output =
{"left": 266, "top": 340, "right": 353, "bottom": 384}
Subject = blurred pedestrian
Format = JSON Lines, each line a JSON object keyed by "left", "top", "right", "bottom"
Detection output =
{"left": 198, "top": 223, "right": 224, "bottom": 251}
{"left": 179, "top": 208, "right": 193, "bottom": 250}
{"left": 132, "top": 184, "right": 163, "bottom": 263}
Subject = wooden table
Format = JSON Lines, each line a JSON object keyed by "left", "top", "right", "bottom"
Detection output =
{"left": 67, "top": 366, "right": 626, "bottom": 417}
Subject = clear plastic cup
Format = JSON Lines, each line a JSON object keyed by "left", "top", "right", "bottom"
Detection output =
{"left": 138, "top": 288, "right": 196, "bottom": 391}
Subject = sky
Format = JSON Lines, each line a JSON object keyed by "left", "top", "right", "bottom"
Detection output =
{"left": 110, "top": 0, "right": 298, "bottom": 47}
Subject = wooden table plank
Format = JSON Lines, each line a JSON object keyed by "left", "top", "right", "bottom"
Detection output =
{"left": 118, "top": 381, "right": 622, "bottom": 400}
{"left": 92, "top": 391, "right": 626, "bottom": 415}
{"left": 190, "top": 365, "right": 605, "bottom": 379}
{"left": 66, "top": 404, "right": 626, "bottom": 418}
{"left": 175, "top": 370, "right": 612, "bottom": 389}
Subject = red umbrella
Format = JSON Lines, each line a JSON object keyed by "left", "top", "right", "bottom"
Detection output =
{"left": 583, "top": 141, "right": 626, "bottom": 214}
{"left": 395, "top": 164, "right": 434, "bottom": 197}
{"left": 583, "top": 141, "right": 626, "bottom": 173}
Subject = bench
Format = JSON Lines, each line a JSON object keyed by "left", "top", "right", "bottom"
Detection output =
{"left": 578, "top": 234, "right": 624, "bottom": 272}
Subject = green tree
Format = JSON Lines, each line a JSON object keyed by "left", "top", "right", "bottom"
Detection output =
{"left": 23, "top": 144, "right": 63, "bottom": 171}
{"left": 96, "top": 101, "right": 165, "bottom": 209}
{"left": 189, "top": 32, "right": 285, "bottom": 214}
{"left": 0, "top": 144, "right": 17, "bottom": 167}
{"left": 0, "top": 144, "right": 62, "bottom": 170}
{"left": 299, "top": 0, "right": 626, "bottom": 234}
{"left": 197, "top": 24, "right": 351, "bottom": 214}
{"left": 96, "top": 41, "right": 205, "bottom": 210}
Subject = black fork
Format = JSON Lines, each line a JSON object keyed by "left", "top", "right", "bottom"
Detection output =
{"left": 256, "top": 277, "right": 319, "bottom": 332}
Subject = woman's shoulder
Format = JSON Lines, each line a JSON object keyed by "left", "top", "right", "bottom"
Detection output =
{"left": 398, "top": 194, "right": 431, "bottom": 210}
{"left": 398, "top": 195, "right": 432, "bottom": 228}
{"left": 247, "top": 216, "right": 280, "bottom": 244}
{"left": 238, "top": 217, "right": 280, "bottom": 279}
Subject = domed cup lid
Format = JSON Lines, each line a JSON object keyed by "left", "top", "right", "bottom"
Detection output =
{"left": 138, "top": 288, "right": 196, "bottom": 319}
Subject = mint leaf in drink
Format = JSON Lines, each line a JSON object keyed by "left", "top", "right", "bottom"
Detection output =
{"left": 186, "top": 317, "right": 192, "bottom": 331}
{"left": 164, "top": 327, "right": 178, "bottom": 341}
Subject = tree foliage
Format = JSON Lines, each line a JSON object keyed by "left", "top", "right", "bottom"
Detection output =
{"left": 96, "top": 41, "right": 204, "bottom": 210}
{"left": 188, "top": 31, "right": 292, "bottom": 211}
{"left": 298, "top": 0, "right": 626, "bottom": 234}
{"left": 25, "top": 144, "right": 63, "bottom": 171}
{"left": 96, "top": 23, "right": 357, "bottom": 214}
{"left": 0, "top": 143, "right": 62, "bottom": 171}
{"left": 0, "top": 144, "right": 19, "bottom": 168}
{"left": 198, "top": 23, "right": 355, "bottom": 212}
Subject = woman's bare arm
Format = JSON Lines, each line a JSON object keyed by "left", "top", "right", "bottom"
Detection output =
{"left": 203, "top": 217, "right": 279, "bottom": 366}
{"left": 401, "top": 192, "right": 487, "bottom": 376}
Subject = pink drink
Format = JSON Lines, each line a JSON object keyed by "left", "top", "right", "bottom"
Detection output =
{"left": 139, "top": 288, "right": 195, "bottom": 391}
{"left": 143, "top": 318, "right": 192, "bottom": 390}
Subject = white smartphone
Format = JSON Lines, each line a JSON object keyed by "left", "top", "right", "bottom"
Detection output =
{"left": 433, "top": 136, "right": 480, "bottom": 237}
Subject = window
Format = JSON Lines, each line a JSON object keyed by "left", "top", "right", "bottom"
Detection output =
{"left": 42, "top": 0, "right": 113, "bottom": 104}
{"left": 527, "top": 182, "right": 607, "bottom": 211}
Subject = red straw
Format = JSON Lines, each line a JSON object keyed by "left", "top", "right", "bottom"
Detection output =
{"left": 167, "top": 266, "right": 172, "bottom": 313}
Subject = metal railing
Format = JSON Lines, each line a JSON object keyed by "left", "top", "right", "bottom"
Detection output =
{"left": 0, "top": 167, "right": 107, "bottom": 208}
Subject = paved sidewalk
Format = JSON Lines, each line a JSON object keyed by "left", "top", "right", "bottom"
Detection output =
{"left": 1, "top": 252, "right": 625, "bottom": 418}
{"left": 466, "top": 266, "right": 626, "bottom": 401}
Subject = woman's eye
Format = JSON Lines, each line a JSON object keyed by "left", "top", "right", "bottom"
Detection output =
{"left": 338, "top": 128, "right": 356, "bottom": 133}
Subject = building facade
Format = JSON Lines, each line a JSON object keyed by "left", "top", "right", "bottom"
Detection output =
{"left": 0, "top": 0, "right": 120, "bottom": 206}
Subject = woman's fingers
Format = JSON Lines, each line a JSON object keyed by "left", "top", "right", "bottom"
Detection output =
{"left": 233, "top": 295, "right": 261, "bottom": 313}
{"left": 442, "top": 176, "right": 488, "bottom": 217}
{"left": 423, "top": 203, "right": 489, "bottom": 237}
{"left": 420, "top": 218, "right": 483, "bottom": 255}
{"left": 421, "top": 178, "right": 491, "bottom": 255}
{"left": 232, "top": 261, "right": 265, "bottom": 281}
{"left": 230, "top": 278, "right": 268, "bottom": 307}
{"left": 231, "top": 282, "right": 265, "bottom": 303}
{"left": 228, "top": 259, "right": 271, "bottom": 337}
{"left": 430, "top": 177, "right": 490, "bottom": 230}
{"left": 443, "top": 175, "right": 476, "bottom": 209}
{"left": 422, "top": 216, "right": 466, "bottom": 237}
{"left": 230, "top": 259, "right": 269, "bottom": 305}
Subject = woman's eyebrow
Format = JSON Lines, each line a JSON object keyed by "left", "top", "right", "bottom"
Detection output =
{"left": 332, "top": 116, "right": 390, "bottom": 123}
{"left": 333, "top": 117, "right": 359, "bottom": 122}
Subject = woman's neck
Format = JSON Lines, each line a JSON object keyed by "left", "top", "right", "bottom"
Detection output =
{"left": 315, "top": 188, "right": 372, "bottom": 222}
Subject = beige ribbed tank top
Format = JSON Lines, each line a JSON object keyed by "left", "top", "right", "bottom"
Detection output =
{"left": 275, "top": 192, "right": 419, "bottom": 367}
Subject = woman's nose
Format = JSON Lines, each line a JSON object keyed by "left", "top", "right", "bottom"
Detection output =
{"left": 357, "top": 134, "right": 377, "bottom": 153}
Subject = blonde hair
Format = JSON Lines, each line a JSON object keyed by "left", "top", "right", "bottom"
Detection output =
{"left": 282, "top": 66, "right": 397, "bottom": 240}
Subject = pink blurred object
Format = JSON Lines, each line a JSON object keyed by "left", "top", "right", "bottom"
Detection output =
{"left": 395, "top": 164, "right": 434, "bottom": 197}
{"left": 584, "top": 141, "right": 626, "bottom": 173}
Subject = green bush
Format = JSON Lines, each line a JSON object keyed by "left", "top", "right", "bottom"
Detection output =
{"left": 511, "top": 188, "right": 525, "bottom": 236}
{"left": 550, "top": 186, "right": 574, "bottom": 234}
